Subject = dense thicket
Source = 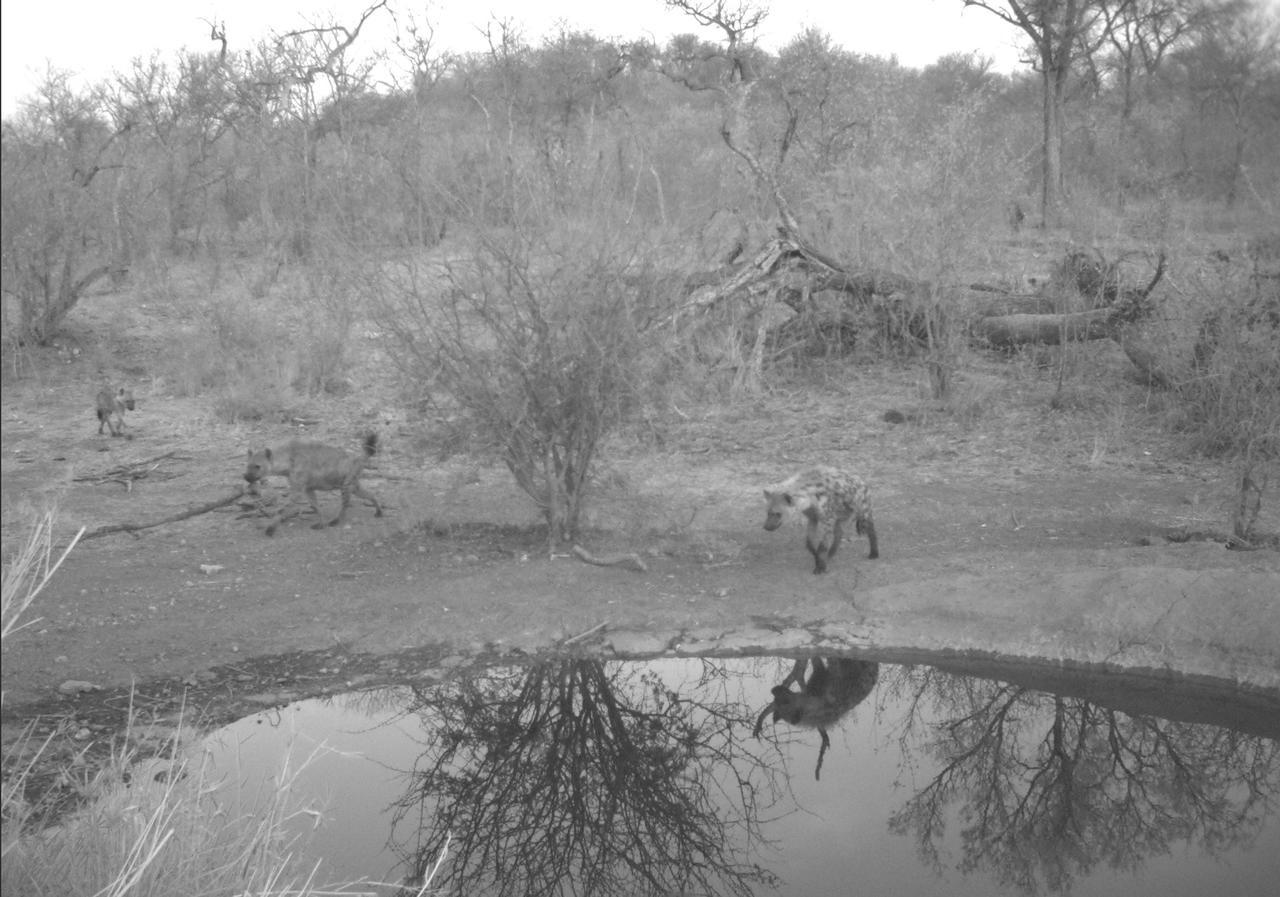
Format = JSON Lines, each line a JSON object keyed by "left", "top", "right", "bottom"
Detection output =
{"left": 2, "top": 0, "right": 1276, "bottom": 317}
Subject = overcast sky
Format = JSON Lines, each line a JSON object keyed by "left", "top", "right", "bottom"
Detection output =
{"left": 1, "top": 0, "right": 1027, "bottom": 116}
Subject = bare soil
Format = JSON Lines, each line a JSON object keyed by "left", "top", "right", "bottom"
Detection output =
{"left": 3, "top": 284, "right": 1278, "bottom": 746}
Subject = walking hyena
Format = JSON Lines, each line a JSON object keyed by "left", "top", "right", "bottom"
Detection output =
{"left": 95, "top": 386, "right": 135, "bottom": 436}
{"left": 243, "top": 432, "right": 383, "bottom": 536}
{"left": 763, "top": 466, "right": 878, "bottom": 573}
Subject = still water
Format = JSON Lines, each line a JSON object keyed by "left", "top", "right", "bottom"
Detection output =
{"left": 204, "top": 654, "right": 1280, "bottom": 896}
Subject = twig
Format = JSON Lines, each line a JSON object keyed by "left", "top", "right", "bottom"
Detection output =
{"left": 560, "top": 621, "right": 608, "bottom": 646}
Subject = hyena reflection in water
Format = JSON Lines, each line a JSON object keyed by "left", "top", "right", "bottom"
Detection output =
{"left": 754, "top": 657, "right": 879, "bottom": 780}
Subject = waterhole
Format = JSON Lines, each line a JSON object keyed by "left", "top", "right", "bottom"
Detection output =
{"left": 204, "top": 652, "right": 1280, "bottom": 896}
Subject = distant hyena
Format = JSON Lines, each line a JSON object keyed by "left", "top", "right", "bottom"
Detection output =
{"left": 243, "top": 432, "right": 383, "bottom": 536}
{"left": 95, "top": 386, "right": 135, "bottom": 437}
{"left": 763, "top": 466, "right": 878, "bottom": 573}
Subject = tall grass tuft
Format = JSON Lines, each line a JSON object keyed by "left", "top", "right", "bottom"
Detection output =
{"left": 1, "top": 511, "right": 81, "bottom": 642}
{"left": 1, "top": 723, "right": 383, "bottom": 897}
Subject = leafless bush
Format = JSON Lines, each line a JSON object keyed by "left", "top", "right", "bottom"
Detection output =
{"left": 374, "top": 221, "right": 669, "bottom": 542}
{"left": 1, "top": 75, "right": 127, "bottom": 347}
{"left": 1176, "top": 267, "right": 1279, "bottom": 542}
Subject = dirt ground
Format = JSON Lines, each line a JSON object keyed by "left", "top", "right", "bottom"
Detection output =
{"left": 2, "top": 286, "right": 1279, "bottom": 742}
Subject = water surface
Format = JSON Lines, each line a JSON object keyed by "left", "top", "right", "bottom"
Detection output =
{"left": 205, "top": 653, "right": 1280, "bottom": 895}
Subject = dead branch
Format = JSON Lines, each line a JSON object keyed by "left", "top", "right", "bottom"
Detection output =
{"left": 74, "top": 451, "right": 192, "bottom": 489}
{"left": 277, "top": 0, "right": 388, "bottom": 85}
{"left": 572, "top": 544, "right": 649, "bottom": 573}
{"left": 80, "top": 489, "right": 248, "bottom": 541}
{"left": 672, "top": 232, "right": 922, "bottom": 323}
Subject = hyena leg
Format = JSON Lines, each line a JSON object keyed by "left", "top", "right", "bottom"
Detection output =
{"left": 351, "top": 483, "right": 383, "bottom": 517}
{"left": 325, "top": 486, "right": 354, "bottom": 528}
{"left": 806, "top": 521, "right": 832, "bottom": 574}
{"left": 304, "top": 487, "right": 339, "bottom": 529}
{"left": 265, "top": 488, "right": 304, "bottom": 536}
{"left": 827, "top": 517, "right": 846, "bottom": 562}
{"left": 857, "top": 513, "right": 879, "bottom": 559}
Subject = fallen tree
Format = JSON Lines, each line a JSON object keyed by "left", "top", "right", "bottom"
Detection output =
{"left": 971, "top": 251, "right": 1166, "bottom": 350}
{"left": 971, "top": 308, "right": 1115, "bottom": 349}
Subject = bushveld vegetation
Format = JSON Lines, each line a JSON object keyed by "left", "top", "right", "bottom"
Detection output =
{"left": 1, "top": 0, "right": 1276, "bottom": 522}
{"left": 2, "top": 2, "right": 1278, "bottom": 885}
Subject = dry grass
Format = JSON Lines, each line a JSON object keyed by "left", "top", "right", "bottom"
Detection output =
{"left": 2, "top": 514, "right": 441, "bottom": 897}
{"left": 1, "top": 510, "right": 81, "bottom": 643}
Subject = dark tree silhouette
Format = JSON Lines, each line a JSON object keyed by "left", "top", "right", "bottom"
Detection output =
{"left": 384, "top": 659, "right": 788, "bottom": 897}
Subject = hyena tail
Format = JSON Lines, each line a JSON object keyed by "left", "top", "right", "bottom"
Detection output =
{"left": 362, "top": 431, "right": 379, "bottom": 457}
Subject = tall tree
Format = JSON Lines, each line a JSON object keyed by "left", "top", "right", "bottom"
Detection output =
{"left": 1096, "top": 0, "right": 1209, "bottom": 120}
{"left": 1177, "top": 0, "right": 1280, "bottom": 206}
{"left": 964, "top": 0, "right": 1109, "bottom": 225}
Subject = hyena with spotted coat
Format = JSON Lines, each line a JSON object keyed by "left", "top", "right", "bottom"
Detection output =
{"left": 95, "top": 386, "right": 135, "bottom": 436}
{"left": 763, "top": 466, "right": 878, "bottom": 573}
{"left": 243, "top": 432, "right": 383, "bottom": 536}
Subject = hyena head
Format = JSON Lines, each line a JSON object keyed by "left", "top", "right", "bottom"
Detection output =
{"left": 117, "top": 387, "right": 135, "bottom": 412}
{"left": 769, "top": 685, "right": 808, "bottom": 724}
{"left": 243, "top": 447, "right": 275, "bottom": 486}
{"left": 763, "top": 488, "right": 794, "bottom": 531}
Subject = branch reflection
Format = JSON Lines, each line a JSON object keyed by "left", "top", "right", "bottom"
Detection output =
{"left": 883, "top": 665, "right": 1280, "bottom": 894}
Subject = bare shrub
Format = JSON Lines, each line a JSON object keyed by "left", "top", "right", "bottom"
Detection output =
{"left": 374, "top": 220, "right": 669, "bottom": 542}
{"left": 1, "top": 76, "right": 128, "bottom": 347}
{"left": 826, "top": 95, "right": 1014, "bottom": 397}
{"left": 1174, "top": 261, "right": 1279, "bottom": 542}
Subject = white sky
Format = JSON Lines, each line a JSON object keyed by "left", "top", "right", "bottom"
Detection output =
{"left": 1, "top": 0, "right": 1027, "bottom": 117}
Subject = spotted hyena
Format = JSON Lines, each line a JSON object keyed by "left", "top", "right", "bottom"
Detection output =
{"left": 243, "top": 432, "right": 383, "bottom": 536}
{"left": 763, "top": 466, "right": 878, "bottom": 573}
{"left": 95, "top": 386, "right": 135, "bottom": 436}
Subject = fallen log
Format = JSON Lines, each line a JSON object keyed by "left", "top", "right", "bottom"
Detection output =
{"left": 1119, "top": 335, "right": 1179, "bottom": 388}
{"left": 972, "top": 309, "right": 1116, "bottom": 349}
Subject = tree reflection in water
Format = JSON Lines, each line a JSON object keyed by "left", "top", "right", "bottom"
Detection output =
{"left": 383, "top": 659, "right": 789, "bottom": 897}
{"left": 882, "top": 665, "right": 1280, "bottom": 894}
{"left": 313, "top": 656, "right": 1278, "bottom": 897}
